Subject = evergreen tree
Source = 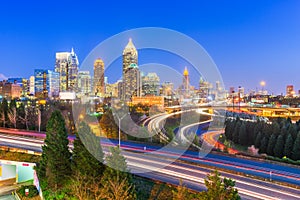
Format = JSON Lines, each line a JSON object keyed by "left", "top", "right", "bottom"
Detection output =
{"left": 200, "top": 170, "right": 240, "bottom": 200}
{"left": 283, "top": 134, "right": 293, "bottom": 158}
{"left": 101, "top": 147, "right": 136, "bottom": 199}
{"left": 38, "top": 110, "right": 71, "bottom": 190}
{"left": 291, "top": 133, "right": 300, "bottom": 161}
{"left": 288, "top": 124, "right": 298, "bottom": 140}
{"left": 233, "top": 121, "right": 241, "bottom": 144}
{"left": 259, "top": 137, "right": 268, "bottom": 154}
{"left": 267, "top": 134, "right": 277, "bottom": 156}
{"left": 273, "top": 135, "right": 284, "bottom": 158}
{"left": 272, "top": 122, "right": 280, "bottom": 136}
{"left": 72, "top": 121, "right": 105, "bottom": 179}
{"left": 254, "top": 132, "right": 262, "bottom": 148}
{"left": 238, "top": 123, "right": 247, "bottom": 146}
{"left": 224, "top": 120, "right": 233, "bottom": 140}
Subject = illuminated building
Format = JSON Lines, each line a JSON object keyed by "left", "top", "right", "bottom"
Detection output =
{"left": 34, "top": 69, "right": 48, "bottom": 98}
{"left": 179, "top": 67, "right": 192, "bottom": 98}
{"left": 105, "top": 82, "right": 119, "bottom": 97}
{"left": 162, "top": 81, "right": 174, "bottom": 97}
{"left": 7, "top": 78, "right": 28, "bottom": 97}
{"left": 286, "top": 85, "right": 294, "bottom": 97}
{"left": 55, "top": 48, "right": 79, "bottom": 92}
{"left": 131, "top": 96, "right": 164, "bottom": 107}
{"left": 199, "top": 77, "right": 210, "bottom": 100}
{"left": 122, "top": 38, "right": 139, "bottom": 99}
{"left": 78, "top": 71, "right": 91, "bottom": 96}
{"left": 29, "top": 76, "right": 35, "bottom": 95}
{"left": 34, "top": 69, "right": 59, "bottom": 99}
{"left": 142, "top": 72, "right": 160, "bottom": 96}
{"left": 47, "top": 70, "right": 60, "bottom": 98}
{"left": 124, "top": 63, "right": 141, "bottom": 98}
{"left": 0, "top": 81, "right": 22, "bottom": 99}
{"left": 93, "top": 58, "right": 105, "bottom": 97}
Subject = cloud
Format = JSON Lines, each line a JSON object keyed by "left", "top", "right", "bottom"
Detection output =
{"left": 0, "top": 73, "right": 7, "bottom": 81}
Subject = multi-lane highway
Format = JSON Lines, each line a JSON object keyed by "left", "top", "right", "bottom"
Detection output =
{"left": 0, "top": 131, "right": 300, "bottom": 199}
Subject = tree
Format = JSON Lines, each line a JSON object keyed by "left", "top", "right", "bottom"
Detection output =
{"left": 288, "top": 124, "right": 297, "bottom": 140}
{"left": 267, "top": 134, "right": 277, "bottom": 156}
{"left": 273, "top": 135, "right": 284, "bottom": 158}
{"left": 271, "top": 122, "right": 280, "bottom": 136}
{"left": 8, "top": 107, "right": 17, "bottom": 128}
{"left": 254, "top": 132, "right": 262, "bottom": 148}
{"left": 172, "top": 179, "right": 190, "bottom": 200}
{"left": 37, "top": 110, "right": 71, "bottom": 190}
{"left": 238, "top": 123, "right": 247, "bottom": 146}
{"left": 101, "top": 147, "right": 136, "bottom": 200}
{"left": 0, "top": 98, "right": 8, "bottom": 127}
{"left": 259, "top": 137, "right": 268, "bottom": 154}
{"left": 291, "top": 133, "right": 300, "bottom": 161}
{"left": 200, "top": 170, "right": 240, "bottom": 200}
{"left": 72, "top": 121, "right": 105, "bottom": 179}
{"left": 283, "top": 134, "right": 293, "bottom": 158}
{"left": 232, "top": 121, "right": 241, "bottom": 144}
{"left": 99, "top": 110, "right": 118, "bottom": 138}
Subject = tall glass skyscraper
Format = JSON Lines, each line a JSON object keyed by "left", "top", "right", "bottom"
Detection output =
{"left": 55, "top": 48, "right": 79, "bottom": 92}
{"left": 78, "top": 71, "right": 91, "bottom": 96}
{"left": 34, "top": 69, "right": 47, "bottom": 98}
{"left": 93, "top": 58, "right": 105, "bottom": 97}
{"left": 34, "top": 69, "right": 59, "bottom": 98}
{"left": 122, "top": 39, "right": 140, "bottom": 99}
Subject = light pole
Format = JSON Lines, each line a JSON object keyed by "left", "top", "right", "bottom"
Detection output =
{"left": 114, "top": 112, "right": 129, "bottom": 148}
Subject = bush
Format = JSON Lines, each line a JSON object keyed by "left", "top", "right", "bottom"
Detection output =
{"left": 18, "top": 185, "right": 39, "bottom": 198}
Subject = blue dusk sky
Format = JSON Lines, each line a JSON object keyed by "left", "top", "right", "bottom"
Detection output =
{"left": 0, "top": 0, "right": 299, "bottom": 94}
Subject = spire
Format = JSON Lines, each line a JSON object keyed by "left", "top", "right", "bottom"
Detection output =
{"left": 71, "top": 47, "right": 74, "bottom": 55}
{"left": 183, "top": 67, "right": 189, "bottom": 76}
{"left": 126, "top": 38, "right": 135, "bottom": 49}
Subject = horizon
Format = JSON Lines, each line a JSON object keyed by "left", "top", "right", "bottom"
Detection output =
{"left": 0, "top": 0, "right": 300, "bottom": 94}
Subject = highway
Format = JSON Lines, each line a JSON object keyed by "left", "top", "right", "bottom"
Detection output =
{"left": 0, "top": 132, "right": 300, "bottom": 199}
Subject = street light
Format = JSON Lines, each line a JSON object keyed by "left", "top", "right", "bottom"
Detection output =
{"left": 114, "top": 112, "right": 130, "bottom": 148}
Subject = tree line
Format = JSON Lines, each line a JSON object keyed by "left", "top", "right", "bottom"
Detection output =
{"left": 225, "top": 117, "right": 300, "bottom": 161}
{"left": 37, "top": 110, "right": 240, "bottom": 199}
{"left": 0, "top": 98, "right": 75, "bottom": 133}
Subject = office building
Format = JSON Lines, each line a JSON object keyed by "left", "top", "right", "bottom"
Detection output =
{"left": 78, "top": 71, "right": 91, "bottom": 96}
{"left": 93, "top": 58, "right": 105, "bottom": 97}
{"left": 142, "top": 72, "right": 160, "bottom": 96}
{"left": 55, "top": 48, "right": 79, "bottom": 92}
{"left": 122, "top": 38, "right": 139, "bottom": 99}
{"left": 286, "top": 85, "right": 294, "bottom": 97}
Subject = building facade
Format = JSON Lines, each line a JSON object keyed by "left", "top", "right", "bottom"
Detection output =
{"left": 142, "top": 72, "right": 160, "bottom": 96}
{"left": 122, "top": 38, "right": 139, "bottom": 99}
{"left": 78, "top": 71, "right": 91, "bottom": 96}
{"left": 55, "top": 48, "right": 79, "bottom": 93}
{"left": 93, "top": 58, "right": 105, "bottom": 97}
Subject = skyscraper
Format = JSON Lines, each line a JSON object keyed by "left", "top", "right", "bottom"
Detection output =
{"left": 78, "top": 71, "right": 91, "bottom": 96}
{"left": 47, "top": 70, "right": 60, "bottom": 98}
{"left": 29, "top": 76, "right": 35, "bottom": 95}
{"left": 55, "top": 48, "right": 79, "bottom": 93}
{"left": 122, "top": 38, "right": 140, "bottom": 99}
{"left": 34, "top": 69, "right": 48, "bottom": 98}
{"left": 142, "top": 72, "right": 160, "bottom": 96}
{"left": 93, "top": 58, "right": 105, "bottom": 97}
{"left": 286, "top": 85, "right": 294, "bottom": 97}
{"left": 34, "top": 69, "right": 59, "bottom": 99}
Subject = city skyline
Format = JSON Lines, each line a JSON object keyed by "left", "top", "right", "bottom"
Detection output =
{"left": 1, "top": 1, "right": 300, "bottom": 94}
